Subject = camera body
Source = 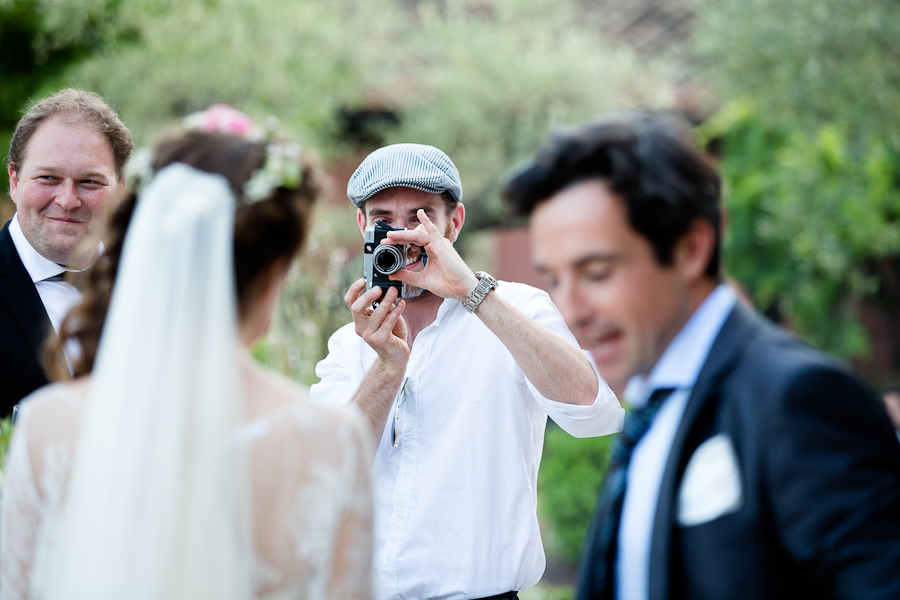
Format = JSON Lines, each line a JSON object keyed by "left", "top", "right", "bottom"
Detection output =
{"left": 364, "top": 220, "right": 406, "bottom": 303}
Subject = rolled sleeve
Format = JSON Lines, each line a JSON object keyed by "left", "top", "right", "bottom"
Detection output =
{"left": 502, "top": 282, "right": 624, "bottom": 438}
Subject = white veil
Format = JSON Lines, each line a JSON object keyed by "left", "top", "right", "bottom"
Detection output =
{"left": 42, "top": 164, "right": 253, "bottom": 600}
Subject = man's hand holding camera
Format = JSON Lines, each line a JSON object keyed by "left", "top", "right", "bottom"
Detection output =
{"left": 345, "top": 280, "right": 409, "bottom": 365}
{"left": 383, "top": 209, "right": 479, "bottom": 302}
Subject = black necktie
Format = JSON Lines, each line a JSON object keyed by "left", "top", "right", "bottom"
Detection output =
{"left": 576, "top": 387, "right": 676, "bottom": 600}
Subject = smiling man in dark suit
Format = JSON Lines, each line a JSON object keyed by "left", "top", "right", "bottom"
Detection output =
{"left": 503, "top": 111, "right": 900, "bottom": 600}
{"left": 1, "top": 89, "right": 132, "bottom": 416}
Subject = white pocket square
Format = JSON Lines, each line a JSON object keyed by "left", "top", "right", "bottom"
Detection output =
{"left": 677, "top": 433, "right": 743, "bottom": 527}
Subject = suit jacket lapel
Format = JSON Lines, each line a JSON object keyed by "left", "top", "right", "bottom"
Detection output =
{"left": 0, "top": 221, "right": 56, "bottom": 366}
{"left": 647, "top": 302, "right": 762, "bottom": 600}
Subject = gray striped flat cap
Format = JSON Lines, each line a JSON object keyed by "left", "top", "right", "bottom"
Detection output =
{"left": 347, "top": 143, "right": 463, "bottom": 207}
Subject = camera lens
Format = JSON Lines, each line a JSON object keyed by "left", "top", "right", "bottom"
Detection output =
{"left": 373, "top": 245, "right": 403, "bottom": 275}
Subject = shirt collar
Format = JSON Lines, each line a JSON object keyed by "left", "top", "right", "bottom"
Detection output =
{"left": 9, "top": 213, "right": 102, "bottom": 282}
{"left": 625, "top": 283, "right": 737, "bottom": 407}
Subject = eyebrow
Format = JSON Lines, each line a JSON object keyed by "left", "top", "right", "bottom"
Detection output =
{"left": 367, "top": 206, "right": 438, "bottom": 219}
{"left": 534, "top": 251, "right": 622, "bottom": 273}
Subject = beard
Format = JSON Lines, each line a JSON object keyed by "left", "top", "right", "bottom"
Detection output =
{"left": 402, "top": 284, "right": 426, "bottom": 299}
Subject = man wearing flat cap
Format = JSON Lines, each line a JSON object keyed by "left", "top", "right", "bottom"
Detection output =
{"left": 311, "top": 143, "right": 623, "bottom": 599}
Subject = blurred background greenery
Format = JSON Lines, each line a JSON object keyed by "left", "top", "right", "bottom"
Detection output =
{"left": 2, "top": 0, "right": 899, "bottom": 588}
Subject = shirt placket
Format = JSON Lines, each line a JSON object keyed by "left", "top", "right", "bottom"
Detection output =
{"left": 380, "top": 377, "right": 422, "bottom": 597}
{"left": 382, "top": 315, "right": 444, "bottom": 598}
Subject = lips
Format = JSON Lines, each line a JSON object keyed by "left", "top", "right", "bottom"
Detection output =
{"left": 582, "top": 327, "right": 625, "bottom": 365}
{"left": 405, "top": 245, "right": 425, "bottom": 271}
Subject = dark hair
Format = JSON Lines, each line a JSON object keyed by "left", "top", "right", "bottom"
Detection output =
{"left": 502, "top": 111, "right": 722, "bottom": 279}
{"left": 8, "top": 88, "right": 133, "bottom": 179}
{"left": 47, "top": 130, "right": 324, "bottom": 379}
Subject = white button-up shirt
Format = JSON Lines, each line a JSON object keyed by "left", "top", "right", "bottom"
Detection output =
{"left": 312, "top": 281, "right": 623, "bottom": 600}
{"left": 616, "top": 284, "right": 737, "bottom": 600}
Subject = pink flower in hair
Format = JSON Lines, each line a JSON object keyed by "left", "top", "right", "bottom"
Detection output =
{"left": 183, "top": 104, "right": 258, "bottom": 138}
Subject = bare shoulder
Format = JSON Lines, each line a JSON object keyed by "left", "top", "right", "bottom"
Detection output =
{"left": 243, "top": 359, "right": 367, "bottom": 440}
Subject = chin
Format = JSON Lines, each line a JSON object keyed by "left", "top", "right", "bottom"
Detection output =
{"left": 402, "top": 285, "right": 426, "bottom": 300}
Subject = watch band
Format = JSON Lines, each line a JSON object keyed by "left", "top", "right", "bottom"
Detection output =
{"left": 462, "top": 271, "right": 498, "bottom": 312}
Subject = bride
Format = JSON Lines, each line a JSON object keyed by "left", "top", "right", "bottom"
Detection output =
{"left": 0, "top": 112, "right": 373, "bottom": 599}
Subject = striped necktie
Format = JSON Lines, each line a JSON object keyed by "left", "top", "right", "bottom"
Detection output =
{"left": 577, "top": 387, "right": 676, "bottom": 600}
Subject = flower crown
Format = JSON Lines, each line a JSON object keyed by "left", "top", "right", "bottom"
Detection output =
{"left": 125, "top": 104, "right": 303, "bottom": 203}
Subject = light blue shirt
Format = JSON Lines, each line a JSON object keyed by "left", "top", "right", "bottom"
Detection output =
{"left": 616, "top": 284, "right": 737, "bottom": 600}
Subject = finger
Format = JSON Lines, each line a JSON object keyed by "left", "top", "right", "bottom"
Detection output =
{"left": 386, "top": 229, "right": 430, "bottom": 246}
{"left": 366, "top": 289, "right": 402, "bottom": 341}
{"left": 359, "top": 287, "right": 397, "bottom": 335}
{"left": 350, "top": 285, "right": 383, "bottom": 315}
{"left": 344, "top": 278, "right": 367, "bottom": 307}
{"left": 390, "top": 268, "right": 424, "bottom": 288}
{"left": 417, "top": 209, "right": 443, "bottom": 242}
{"left": 376, "top": 299, "right": 406, "bottom": 336}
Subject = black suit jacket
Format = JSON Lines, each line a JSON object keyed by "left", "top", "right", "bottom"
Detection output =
{"left": 578, "top": 302, "right": 900, "bottom": 600}
{"left": 0, "top": 220, "right": 54, "bottom": 416}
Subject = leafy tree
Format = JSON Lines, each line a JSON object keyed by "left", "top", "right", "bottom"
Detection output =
{"left": 695, "top": 0, "right": 900, "bottom": 376}
{"left": 47, "top": 0, "right": 672, "bottom": 382}
{"left": 0, "top": 0, "right": 125, "bottom": 156}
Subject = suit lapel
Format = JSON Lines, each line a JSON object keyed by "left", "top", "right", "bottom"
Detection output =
{"left": 647, "top": 302, "right": 762, "bottom": 600}
{"left": 0, "top": 221, "right": 57, "bottom": 366}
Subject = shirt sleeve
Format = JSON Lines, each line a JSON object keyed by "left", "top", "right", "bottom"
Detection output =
{"left": 502, "top": 282, "right": 624, "bottom": 438}
{"left": 310, "top": 324, "right": 365, "bottom": 409}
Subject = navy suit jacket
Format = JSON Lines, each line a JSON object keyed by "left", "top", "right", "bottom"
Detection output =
{"left": 0, "top": 220, "right": 53, "bottom": 416}
{"left": 578, "top": 302, "right": 900, "bottom": 600}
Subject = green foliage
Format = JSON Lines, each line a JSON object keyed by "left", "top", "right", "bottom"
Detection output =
{"left": 25, "top": 0, "right": 674, "bottom": 384}
{"left": 0, "top": 0, "right": 125, "bottom": 155}
{"left": 56, "top": 0, "right": 672, "bottom": 215}
{"left": 695, "top": 0, "right": 900, "bottom": 366}
{"left": 538, "top": 423, "right": 614, "bottom": 566}
{"left": 0, "top": 415, "right": 13, "bottom": 482}
{"left": 520, "top": 583, "right": 573, "bottom": 600}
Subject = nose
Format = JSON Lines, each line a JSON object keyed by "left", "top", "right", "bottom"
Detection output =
{"left": 551, "top": 278, "right": 591, "bottom": 331}
{"left": 55, "top": 180, "right": 81, "bottom": 210}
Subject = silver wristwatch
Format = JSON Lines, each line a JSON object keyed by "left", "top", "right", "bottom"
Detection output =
{"left": 462, "top": 271, "right": 498, "bottom": 312}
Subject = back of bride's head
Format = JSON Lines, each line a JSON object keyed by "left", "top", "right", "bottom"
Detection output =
{"left": 49, "top": 108, "right": 325, "bottom": 379}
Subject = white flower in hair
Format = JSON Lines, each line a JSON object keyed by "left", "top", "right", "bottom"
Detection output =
{"left": 127, "top": 105, "right": 304, "bottom": 203}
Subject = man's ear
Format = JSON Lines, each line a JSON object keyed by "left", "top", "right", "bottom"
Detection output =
{"left": 448, "top": 202, "right": 465, "bottom": 242}
{"left": 673, "top": 218, "right": 716, "bottom": 282}
{"left": 357, "top": 208, "right": 367, "bottom": 236}
{"left": 8, "top": 163, "right": 18, "bottom": 204}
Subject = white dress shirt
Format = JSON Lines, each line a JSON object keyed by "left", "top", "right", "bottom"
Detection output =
{"left": 616, "top": 284, "right": 737, "bottom": 600}
{"left": 312, "top": 281, "right": 624, "bottom": 600}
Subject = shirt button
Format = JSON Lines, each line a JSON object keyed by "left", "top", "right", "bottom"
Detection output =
{"left": 402, "top": 469, "right": 410, "bottom": 478}
{"left": 384, "top": 556, "right": 391, "bottom": 564}
{"left": 404, "top": 424, "right": 412, "bottom": 433}
{"left": 395, "top": 514, "right": 402, "bottom": 523}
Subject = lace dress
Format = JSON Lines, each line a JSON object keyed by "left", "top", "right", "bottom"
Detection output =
{"left": 0, "top": 384, "right": 373, "bottom": 600}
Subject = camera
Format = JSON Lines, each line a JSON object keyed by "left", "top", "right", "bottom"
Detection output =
{"left": 364, "top": 220, "right": 407, "bottom": 304}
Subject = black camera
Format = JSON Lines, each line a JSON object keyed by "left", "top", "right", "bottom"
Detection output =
{"left": 364, "top": 220, "right": 407, "bottom": 303}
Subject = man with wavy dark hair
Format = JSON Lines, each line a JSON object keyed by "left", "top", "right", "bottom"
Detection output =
{"left": 504, "top": 111, "right": 900, "bottom": 600}
{"left": 1, "top": 89, "right": 132, "bottom": 415}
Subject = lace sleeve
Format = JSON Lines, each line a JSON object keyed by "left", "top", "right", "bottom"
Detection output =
{"left": 1, "top": 403, "right": 44, "bottom": 600}
{"left": 323, "top": 413, "right": 374, "bottom": 599}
